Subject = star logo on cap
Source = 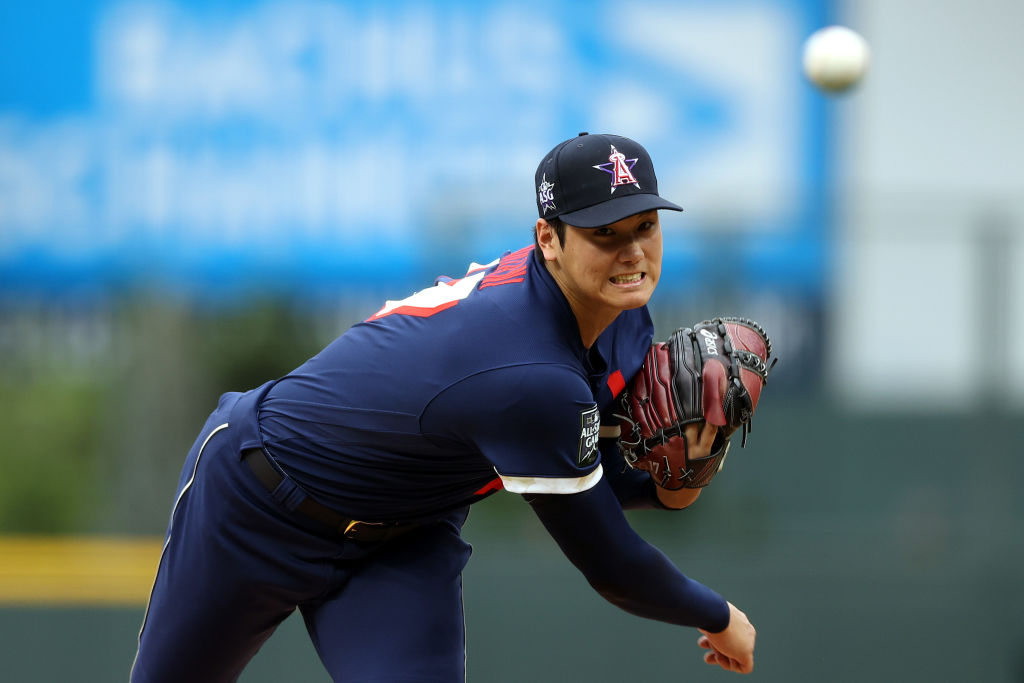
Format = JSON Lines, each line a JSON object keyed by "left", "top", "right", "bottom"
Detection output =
{"left": 593, "top": 145, "right": 640, "bottom": 193}
{"left": 538, "top": 173, "right": 556, "bottom": 214}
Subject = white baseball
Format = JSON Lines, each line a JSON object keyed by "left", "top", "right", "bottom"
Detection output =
{"left": 802, "top": 26, "right": 870, "bottom": 93}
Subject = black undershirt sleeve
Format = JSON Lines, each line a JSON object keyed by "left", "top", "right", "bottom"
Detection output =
{"left": 525, "top": 478, "right": 731, "bottom": 632}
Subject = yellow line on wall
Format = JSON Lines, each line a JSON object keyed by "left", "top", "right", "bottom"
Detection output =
{"left": 0, "top": 535, "right": 162, "bottom": 607}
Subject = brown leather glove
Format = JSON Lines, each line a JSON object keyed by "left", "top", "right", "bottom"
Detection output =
{"left": 616, "top": 317, "right": 776, "bottom": 490}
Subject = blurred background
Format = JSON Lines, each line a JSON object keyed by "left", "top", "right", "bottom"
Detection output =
{"left": 1, "top": 0, "right": 1022, "bottom": 680}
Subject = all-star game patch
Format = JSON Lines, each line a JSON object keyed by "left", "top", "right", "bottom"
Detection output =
{"left": 577, "top": 405, "right": 601, "bottom": 467}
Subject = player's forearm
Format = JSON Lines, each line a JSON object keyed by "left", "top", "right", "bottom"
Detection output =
{"left": 526, "top": 482, "right": 729, "bottom": 631}
{"left": 604, "top": 464, "right": 662, "bottom": 509}
{"left": 604, "top": 460, "right": 701, "bottom": 510}
{"left": 589, "top": 544, "right": 729, "bottom": 631}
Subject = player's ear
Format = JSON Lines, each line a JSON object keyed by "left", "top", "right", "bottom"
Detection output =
{"left": 536, "top": 219, "right": 561, "bottom": 262}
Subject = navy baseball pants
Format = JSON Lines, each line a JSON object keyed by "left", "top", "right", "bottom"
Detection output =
{"left": 131, "top": 390, "right": 473, "bottom": 682}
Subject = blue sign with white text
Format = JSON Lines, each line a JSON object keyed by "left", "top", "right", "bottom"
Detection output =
{"left": 0, "top": 0, "right": 831, "bottom": 302}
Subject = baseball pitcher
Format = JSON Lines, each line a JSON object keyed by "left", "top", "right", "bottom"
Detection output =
{"left": 131, "top": 133, "right": 771, "bottom": 681}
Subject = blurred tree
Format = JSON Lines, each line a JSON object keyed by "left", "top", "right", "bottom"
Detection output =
{"left": 0, "top": 374, "right": 108, "bottom": 532}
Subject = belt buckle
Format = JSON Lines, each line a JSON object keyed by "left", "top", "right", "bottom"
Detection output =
{"left": 343, "top": 520, "right": 388, "bottom": 543}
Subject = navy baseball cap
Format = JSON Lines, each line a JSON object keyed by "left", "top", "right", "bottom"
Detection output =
{"left": 535, "top": 132, "right": 682, "bottom": 228}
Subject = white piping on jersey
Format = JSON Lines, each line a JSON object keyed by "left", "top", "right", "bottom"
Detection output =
{"left": 497, "top": 464, "right": 603, "bottom": 495}
{"left": 464, "top": 257, "right": 500, "bottom": 275}
{"left": 598, "top": 424, "right": 620, "bottom": 439}
{"left": 130, "top": 421, "right": 229, "bottom": 679}
{"left": 372, "top": 269, "right": 488, "bottom": 318}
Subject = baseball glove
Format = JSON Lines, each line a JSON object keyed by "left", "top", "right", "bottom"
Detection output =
{"left": 616, "top": 317, "right": 776, "bottom": 490}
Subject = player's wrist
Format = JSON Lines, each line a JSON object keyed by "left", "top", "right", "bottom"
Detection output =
{"left": 699, "top": 595, "right": 733, "bottom": 634}
{"left": 654, "top": 485, "right": 701, "bottom": 509}
{"left": 682, "top": 580, "right": 731, "bottom": 633}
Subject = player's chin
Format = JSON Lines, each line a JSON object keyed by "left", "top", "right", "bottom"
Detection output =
{"left": 606, "top": 275, "right": 656, "bottom": 309}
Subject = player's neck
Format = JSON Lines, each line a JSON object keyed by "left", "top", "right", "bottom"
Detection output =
{"left": 564, "top": 296, "right": 618, "bottom": 349}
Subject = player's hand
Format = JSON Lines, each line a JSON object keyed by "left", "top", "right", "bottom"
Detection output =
{"left": 697, "top": 602, "right": 755, "bottom": 674}
{"left": 685, "top": 420, "right": 719, "bottom": 459}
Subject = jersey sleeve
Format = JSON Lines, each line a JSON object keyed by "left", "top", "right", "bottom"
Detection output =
{"left": 422, "top": 364, "right": 603, "bottom": 495}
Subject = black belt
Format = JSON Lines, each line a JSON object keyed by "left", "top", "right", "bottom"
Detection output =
{"left": 242, "top": 447, "right": 417, "bottom": 544}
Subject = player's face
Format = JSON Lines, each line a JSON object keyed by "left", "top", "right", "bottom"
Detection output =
{"left": 539, "top": 210, "right": 663, "bottom": 340}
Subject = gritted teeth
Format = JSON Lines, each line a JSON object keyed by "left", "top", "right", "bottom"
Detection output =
{"left": 611, "top": 272, "right": 644, "bottom": 284}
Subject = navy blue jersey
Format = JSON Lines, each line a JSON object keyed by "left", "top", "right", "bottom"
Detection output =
{"left": 254, "top": 246, "right": 653, "bottom": 521}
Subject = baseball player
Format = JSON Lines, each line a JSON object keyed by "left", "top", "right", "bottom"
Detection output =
{"left": 131, "top": 132, "right": 757, "bottom": 681}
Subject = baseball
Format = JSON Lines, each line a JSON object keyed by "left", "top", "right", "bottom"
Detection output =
{"left": 802, "top": 26, "right": 870, "bottom": 93}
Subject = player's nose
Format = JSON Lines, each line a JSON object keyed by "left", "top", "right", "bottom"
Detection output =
{"left": 619, "top": 238, "right": 644, "bottom": 262}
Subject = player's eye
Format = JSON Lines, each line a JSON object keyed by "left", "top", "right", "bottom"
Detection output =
{"left": 593, "top": 227, "right": 615, "bottom": 237}
{"left": 637, "top": 221, "right": 655, "bottom": 232}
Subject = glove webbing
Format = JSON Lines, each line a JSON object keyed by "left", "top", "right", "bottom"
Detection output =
{"left": 697, "top": 316, "right": 774, "bottom": 357}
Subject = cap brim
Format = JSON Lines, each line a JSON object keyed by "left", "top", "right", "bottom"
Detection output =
{"left": 557, "top": 193, "right": 683, "bottom": 228}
